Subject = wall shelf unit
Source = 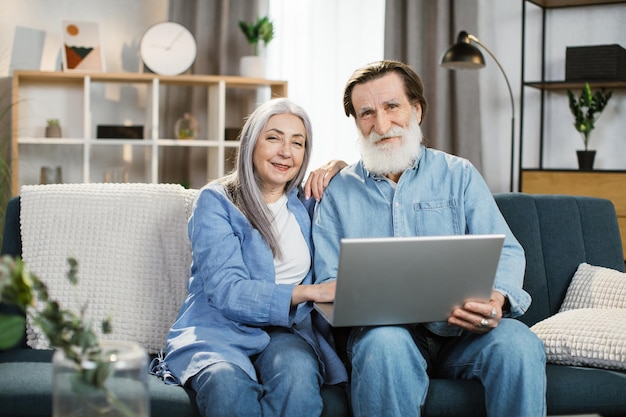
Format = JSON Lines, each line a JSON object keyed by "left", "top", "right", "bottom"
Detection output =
{"left": 11, "top": 70, "right": 288, "bottom": 195}
{"left": 519, "top": 0, "right": 626, "bottom": 190}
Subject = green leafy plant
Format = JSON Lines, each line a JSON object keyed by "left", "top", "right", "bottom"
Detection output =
{"left": 238, "top": 16, "right": 274, "bottom": 55}
{"left": 567, "top": 82, "right": 612, "bottom": 151}
{"left": 47, "top": 119, "right": 60, "bottom": 127}
{"left": 0, "top": 256, "right": 136, "bottom": 417}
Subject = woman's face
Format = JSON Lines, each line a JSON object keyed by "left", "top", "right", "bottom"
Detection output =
{"left": 253, "top": 113, "right": 306, "bottom": 201}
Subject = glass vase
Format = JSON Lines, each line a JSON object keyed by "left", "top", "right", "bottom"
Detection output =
{"left": 174, "top": 113, "right": 199, "bottom": 139}
{"left": 52, "top": 340, "right": 149, "bottom": 417}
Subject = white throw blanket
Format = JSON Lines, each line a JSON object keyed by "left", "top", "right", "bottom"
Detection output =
{"left": 20, "top": 183, "right": 198, "bottom": 354}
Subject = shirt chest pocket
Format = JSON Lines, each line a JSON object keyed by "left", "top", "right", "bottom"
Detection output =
{"left": 413, "top": 199, "right": 460, "bottom": 236}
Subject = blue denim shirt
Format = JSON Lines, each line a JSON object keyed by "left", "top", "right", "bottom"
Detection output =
{"left": 162, "top": 184, "right": 347, "bottom": 386}
{"left": 312, "top": 146, "right": 530, "bottom": 336}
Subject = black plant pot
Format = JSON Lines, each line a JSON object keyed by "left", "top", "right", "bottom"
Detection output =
{"left": 576, "top": 150, "right": 596, "bottom": 171}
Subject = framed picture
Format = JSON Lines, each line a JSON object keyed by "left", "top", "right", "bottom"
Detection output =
{"left": 62, "top": 20, "right": 105, "bottom": 72}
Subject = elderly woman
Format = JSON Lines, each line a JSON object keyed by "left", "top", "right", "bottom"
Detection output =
{"left": 159, "top": 98, "right": 347, "bottom": 417}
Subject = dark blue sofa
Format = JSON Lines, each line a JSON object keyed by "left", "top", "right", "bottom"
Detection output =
{"left": 2, "top": 191, "right": 626, "bottom": 417}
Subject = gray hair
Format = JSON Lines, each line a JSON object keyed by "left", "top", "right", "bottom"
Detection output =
{"left": 218, "top": 98, "right": 313, "bottom": 259}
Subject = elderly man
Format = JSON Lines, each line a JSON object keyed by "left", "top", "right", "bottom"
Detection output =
{"left": 312, "top": 60, "right": 546, "bottom": 417}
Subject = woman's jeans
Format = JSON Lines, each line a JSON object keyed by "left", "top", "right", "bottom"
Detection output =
{"left": 190, "top": 328, "right": 324, "bottom": 417}
{"left": 347, "top": 319, "right": 547, "bottom": 417}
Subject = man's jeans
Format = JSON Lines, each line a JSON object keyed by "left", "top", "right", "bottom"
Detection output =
{"left": 190, "top": 328, "right": 324, "bottom": 417}
{"left": 347, "top": 319, "right": 547, "bottom": 417}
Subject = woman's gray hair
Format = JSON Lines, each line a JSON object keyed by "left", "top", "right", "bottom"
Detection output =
{"left": 218, "top": 97, "right": 313, "bottom": 259}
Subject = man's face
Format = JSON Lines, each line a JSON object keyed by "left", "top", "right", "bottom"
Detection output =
{"left": 351, "top": 72, "right": 423, "bottom": 178}
{"left": 351, "top": 72, "right": 422, "bottom": 141}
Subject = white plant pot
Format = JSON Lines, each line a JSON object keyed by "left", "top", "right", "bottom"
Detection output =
{"left": 240, "top": 56, "right": 266, "bottom": 78}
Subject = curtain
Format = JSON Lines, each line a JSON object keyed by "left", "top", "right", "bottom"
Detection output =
{"left": 161, "top": 0, "right": 263, "bottom": 186}
{"left": 384, "top": 0, "right": 483, "bottom": 171}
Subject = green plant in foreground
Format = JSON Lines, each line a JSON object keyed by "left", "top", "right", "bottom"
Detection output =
{"left": 0, "top": 256, "right": 136, "bottom": 417}
{"left": 567, "top": 82, "right": 612, "bottom": 151}
{"left": 238, "top": 16, "right": 274, "bottom": 55}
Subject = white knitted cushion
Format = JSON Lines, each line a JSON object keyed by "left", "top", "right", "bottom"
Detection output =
{"left": 530, "top": 262, "right": 626, "bottom": 371}
{"left": 20, "top": 183, "right": 198, "bottom": 354}
{"left": 560, "top": 263, "right": 626, "bottom": 311}
{"left": 531, "top": 308, "right": 626, "bottom": 370}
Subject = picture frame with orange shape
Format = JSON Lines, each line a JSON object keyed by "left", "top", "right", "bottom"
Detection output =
{"left": 61, "top": 20, "right": 105, "bottom": 72}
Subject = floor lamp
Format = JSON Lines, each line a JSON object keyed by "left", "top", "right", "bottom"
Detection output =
{"left": 440, "top": 30, "right": 515, "bottom": 192}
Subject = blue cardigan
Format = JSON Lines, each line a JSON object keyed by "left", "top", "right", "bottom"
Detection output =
{"left": 162, "top": 184, "right": 348, "bottom": 386}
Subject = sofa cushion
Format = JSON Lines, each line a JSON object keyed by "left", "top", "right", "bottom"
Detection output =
{"left": 531, "top": 262, "right": 626, "bottom": 371}
{"left": 493, "top": 193, "right": 624, "bottom": 326}
{"left": 531, "top": 308, "right": 626, "bottom": 370}
{"left": 0, "top": 348, "right": 347, "bottom": 417}
{"left": 19, "top": 183, "right": 198, "bottom": 354}
{"left": 560, "top": 263, "right": 626, "bottom": 310}
{"left": 545, "top": 363, "right": 626, "bottom": 416}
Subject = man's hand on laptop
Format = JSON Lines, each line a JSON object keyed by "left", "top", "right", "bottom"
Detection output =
{"left": 291, "top": 280, "right": 337, "bottom": 306}
{"left": 447, "top": 290, "right": 506, "bottom": 334}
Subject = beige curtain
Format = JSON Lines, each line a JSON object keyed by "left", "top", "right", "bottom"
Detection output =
{"left": 384, "top": 0, "right": 483, "bottom": 171}
{"left": 160, "top": 0, "right": 262, "bottom": 186}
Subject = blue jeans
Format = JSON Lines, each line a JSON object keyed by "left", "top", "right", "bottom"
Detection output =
{"left": 190, "top": 328, "right": 324, "bottom": 417}
{"left": 347, "top": 319, "right": 546, "bottom": 417}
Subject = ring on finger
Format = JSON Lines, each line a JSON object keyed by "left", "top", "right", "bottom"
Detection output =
{"left": 478, "top": 318, "right": 489, "bottom": 328}
{"left": 489, "top": 307, "right": 497, "bottom": 318}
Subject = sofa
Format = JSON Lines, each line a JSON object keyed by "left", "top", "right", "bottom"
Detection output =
{"left": 1, "top": 183, "right": 625, "bottom": 417}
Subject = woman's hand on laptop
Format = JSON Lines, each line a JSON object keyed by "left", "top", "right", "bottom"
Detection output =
{"left": 291, "top": 280, "right": 337, "bottom": 306}
{"left": 447, "top": 290, "right": 506, "bottom": 334}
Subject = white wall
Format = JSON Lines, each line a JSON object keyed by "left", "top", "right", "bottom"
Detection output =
{"left": 0, "top": 0, "right": 168, "bottom": 75}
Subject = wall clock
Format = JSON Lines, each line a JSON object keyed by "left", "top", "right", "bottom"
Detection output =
{"left": 139, "top": 22, "right": 197, "bottom": 76}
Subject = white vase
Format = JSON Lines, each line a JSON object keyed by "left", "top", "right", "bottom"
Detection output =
{"left": 52, "top": 340, "right": 149, "bottom": 417}
{"left": 240, "top": 56, "right": 266, "bottom": 78}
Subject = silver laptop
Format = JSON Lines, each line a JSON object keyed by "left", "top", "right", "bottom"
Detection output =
{"left": 314, "top": 234, "right": 505, "bottom": 327}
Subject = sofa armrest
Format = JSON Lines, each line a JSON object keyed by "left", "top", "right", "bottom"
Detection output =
{"left": 1, "top": 196, "right": 22, "bottom": 257}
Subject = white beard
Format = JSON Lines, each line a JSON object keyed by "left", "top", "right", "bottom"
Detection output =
{"left": 357, "top": 111, "right": 423, "bottom": 176}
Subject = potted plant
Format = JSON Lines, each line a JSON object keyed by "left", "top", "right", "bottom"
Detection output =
{"left": 0, "top": 257, "right": 148, "bottom": 417}
{"left": 238, "top": 16, "right": 274, "bottom": 78}
{"left": 567, "top": 82, "right": 612, "bottom": 170}
{"left": 45, "top": 119, "right": 62, "bottom": 138}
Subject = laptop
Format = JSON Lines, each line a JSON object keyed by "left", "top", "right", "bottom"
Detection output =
{"left": 314, "top": 234, "right": 505, "bottom": 327}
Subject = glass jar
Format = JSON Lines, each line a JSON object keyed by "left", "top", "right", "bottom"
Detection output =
{"left": 52, "top": 340, "right": 149, "bottom": 417}
{"left": 174, "top": 113, "right": 199, "bottom": 140}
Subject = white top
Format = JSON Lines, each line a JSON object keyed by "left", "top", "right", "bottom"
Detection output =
{"left": 267, "top": 194, "right": 310, "bottom": 285}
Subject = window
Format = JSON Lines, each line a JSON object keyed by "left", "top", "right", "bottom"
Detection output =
{"left": 267, "top": 0, "right": 386, "bottom": 171}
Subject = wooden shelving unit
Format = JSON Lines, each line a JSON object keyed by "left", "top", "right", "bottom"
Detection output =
{"left": 519, "top": 0, "right": 626, "bottom": 188}
{"left": 11, "top": 71, "right": 288, "bottom": 194}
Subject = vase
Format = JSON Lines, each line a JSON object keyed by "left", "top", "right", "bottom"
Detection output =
{"left": 240, "top": 56, "right": 266, "bottom": 78}
{"left": 45, "top": 125, "right": 62, "bottom": 138}
{"left": 576, "top": 150, "right": 596, "bottom": 171}
{"left": 52, "top": 340, "right": 149, "bottom": 417}
{"left": 174, "top": 113, "right": 199, "bottom": 140}
{"left": 40, "top": 166, "right": 63, "bottom": 184}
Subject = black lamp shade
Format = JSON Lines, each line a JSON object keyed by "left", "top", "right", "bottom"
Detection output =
{"left": 440, "top": 31, "right": 486, "bottom": 69}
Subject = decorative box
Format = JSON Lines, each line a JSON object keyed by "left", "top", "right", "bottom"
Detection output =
{"left": 565, "top": 44, "right": 626, "bottom": 82}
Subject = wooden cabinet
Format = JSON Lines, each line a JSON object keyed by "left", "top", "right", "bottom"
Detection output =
{"left": 521, "top": 169, "right": 626, "bottom": 259}
{"left": 11, "top": 71, "right": 288, "bottom": 195}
